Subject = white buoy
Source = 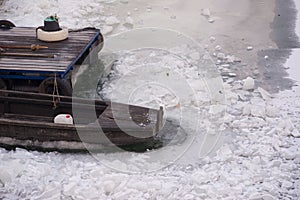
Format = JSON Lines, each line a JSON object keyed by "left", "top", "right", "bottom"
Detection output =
{"left": 54, "top": 114, "right": 73, "bottom": 125}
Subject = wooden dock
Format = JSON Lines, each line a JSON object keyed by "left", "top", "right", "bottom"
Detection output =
{"left": 0, "top": 27, "right": 103, "bottom": 79}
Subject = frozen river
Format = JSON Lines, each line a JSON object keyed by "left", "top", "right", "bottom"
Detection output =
{"left": 0, "top": 0, "right": 300, "bottom": 199}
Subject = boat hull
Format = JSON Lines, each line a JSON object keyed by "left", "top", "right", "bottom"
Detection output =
{"left": 0, "top": 90, "right": 164, "bottom": 151}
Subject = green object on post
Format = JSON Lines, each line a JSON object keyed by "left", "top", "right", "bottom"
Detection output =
{"left": 45, "top": 16, "right": 58, "bottom": 22}
{"left": 43, "top": 15, "right": 60, "bottom": 31}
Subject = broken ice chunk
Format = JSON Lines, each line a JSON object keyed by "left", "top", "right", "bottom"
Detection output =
{"left": 257, "top": 87, "right": 273, "bottom": 100}
{"left": 209, "top": 36, "right": 216, "bottom": 43}
{"left": 124, "top": 16, "right": 134, "bottom": 29}
{"left": 291, "top": 128, "right": 300, "bottom": 138}
{"left": 228, "top": 73, "right": 237, "bottom": 77}
{"left": 226, "top": 55, "right": 241, "bottom": 63}
{"left": 215, "top": 45, "right": 222, "bottom": 51}
{"left": 120, "top": 0, "right": 129, "bottom": 4}
{"left": 253, "top": 70, "right": 260, "bottom": 76}
{"left": 146, "top": 6, "right": 152, "bottom": 12}
{"left": 242, "top": 104, "right": 252, "bottom": 115}
{"left": 251, "top": 105, "right": 266, "bottom": 119}
{"left": 201, "top": 8, "right": 211, "bottom": 17}
{"left": 190, "top": 52, "right": 200, "bottom": 60}
{"left": 281, "top": 149, "right": 295, "bottom": 160}
{"left": 281, "top": 180, "right": 294, "bottom": 189}
{"left": 269, "top": 160, "right": 282, "bottom": 167}
{"left": 0, "top": 169, "right": 11, "bottom": 186}
{"left": 242, "top": 77, "right": 255, "bottom": 90}
{"left": 249, "top": 193, "right": 276, "bottom": 200}
{"left": 170, "top": 15, "right": 177, "bottom": 19}
{"left": 103, "top": 180, "right": 116, "bottom": 194}
{"left": 208, "top": 18, "right": 215, "bottom": 23}
{"left": 105, "top": 16, "right": 120, "bottom": 26}
{"left": 247, "top": 46, "right": 253, "bottom": 51}
{"left": 266, "top": 105, "right": 280, "bottom": 118}
{"left": 217, "top": 53, "right": 226, "bottom": 60}
{"left": 102, "top": 25, "right": 114, "bottom": 34}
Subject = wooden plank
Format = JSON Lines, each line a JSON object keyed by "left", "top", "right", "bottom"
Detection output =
{"left": 0, "top": 65, "right": 68, "bottom": 72}
{"left": 3, "top": 113, "right": 53, "bottom": 123}
{"left": 0, "top": 58, "right": 70, "bottom": 66}
{"left": 0, "top": 89, "right": 109, "bottom": 106}
{"left": 0, "top": 60, "right": 68, "bottom": 67}
{"left": 0, "top": 95, "right": 107, "bottom": 110}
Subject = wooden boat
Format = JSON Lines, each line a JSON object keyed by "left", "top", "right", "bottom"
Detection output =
{"left": 0, "top": 90, "right": 164, "bottom": 152}
{"left": 0, "top": 21, "right": 165, "bottom": 152}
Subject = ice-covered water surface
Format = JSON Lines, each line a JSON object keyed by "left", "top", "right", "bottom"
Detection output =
{"left": 295, "top": 0, "right": 300, "bottom": 38}
{"left": 72, "top": 28, "right": 227, "bottom": 173}
{"left": 0, "top": 0, "right": 299, "bottom": 199}
{"left": 0, "top": 0, "right": 121, "bottom": 34}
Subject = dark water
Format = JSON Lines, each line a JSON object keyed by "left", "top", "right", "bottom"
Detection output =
{"left": 271, "top": 0, "right": 300, "bottom": 48}
{"left": 256, "top": 0, "right": 300, "bottom": 93}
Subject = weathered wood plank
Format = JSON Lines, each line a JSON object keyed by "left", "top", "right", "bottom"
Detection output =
{"left": 0, "top": 58, "right": 70, "bottom": 66}
{"left": 0, "top": 65, "right": 68, "bottom": 72}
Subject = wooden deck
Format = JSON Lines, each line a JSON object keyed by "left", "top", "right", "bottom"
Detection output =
{"left": 0, "top": 27, "right": 102, "bottom": 77}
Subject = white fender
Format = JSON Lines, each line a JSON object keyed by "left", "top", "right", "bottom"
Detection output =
{"left": 37, "top": 28, "right": 69, "bottom": 42}
{"left": 54, "top": 114, "right": 73, "bottom": 125}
